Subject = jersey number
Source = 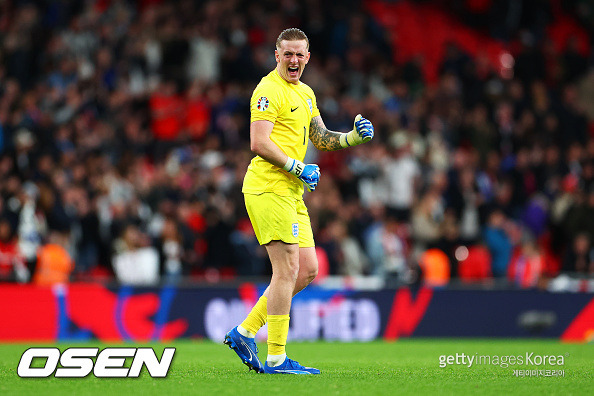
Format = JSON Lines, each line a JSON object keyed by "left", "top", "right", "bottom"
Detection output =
{"left": 303, "top": 126, "right": 306, "bottom": 145}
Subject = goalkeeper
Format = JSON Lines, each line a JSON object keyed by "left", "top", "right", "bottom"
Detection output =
{"left": 224, "top": 28, "right": 374, "bottom": 375}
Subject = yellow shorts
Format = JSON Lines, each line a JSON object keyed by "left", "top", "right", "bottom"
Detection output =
{"left": 244, "top": 192, "right": 314, "bottom": 247}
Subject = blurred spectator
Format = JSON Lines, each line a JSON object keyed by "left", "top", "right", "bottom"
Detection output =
{"left": 447, "top": 167, "right": 481, "bottom": 244}
{"left": 520, "top": 194, "right": 549, "bottom": 238}
{"left": 412, "top": 187, "right": 445, "bottom": 252}
{"left": 202, "top": 206, "right": 235, "bottom": 272}
{"left": 328, "top": 218, "right": 369, "bottom": 276}
{"left": 155, "top": 217, "right": 184, "bottom": 283}
{"left": 435, "top": 209, "right": 462, "bottom": 277}
{"left": 365, "top": 213, "right": 407, "bottom": 278}
{"left": 457, "top": 245, "right": 492, "bottom": 282}
{"left": 112, "top": 224, "right": 159, "bottom": 286}
{"left": 17, "top": 183, "right": 46, "bottom": 274}
{"left": 66, "top": 188, "right": 100, "bottom": 274}
{"left": 483, "top": 209, "right": 513, "bottom": 277}
{"left": 562, "top": 233, "right": 594, "bottom": 275}
{"left": 184, "top": 81, "right": 211, "bottom": 141}
{"left": 230, "top": 218, "right": 266, "bottom": 276}
{"left": 32, "top": 231, "right": 73, "bottom": 286}
{"left": 563, "top": 36, "right": 589, "bottom": 83}
{"left": 419, "top": 248, "right": 450, "bottom": 287}
{"left": 382, "top": 135, "right": 421, "bottom": 222}
{"left": 508, "top": 236, "right": 544, "bottom": 288}
{"left": 150, "top": 80, "right": 185, "bottom": 142}
{"left": 0, "top": 217, "right": 28, "bottom": 282}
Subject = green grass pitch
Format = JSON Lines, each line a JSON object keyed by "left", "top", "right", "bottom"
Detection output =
{"left": 0, "top": 339, "right": 592, "bottom": 395}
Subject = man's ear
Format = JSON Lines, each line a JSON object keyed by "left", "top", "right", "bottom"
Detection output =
{"left": 275, "top": 49, "right": 280, "bottom": 63}
{"left": 305, "top": 52, "right": 310, "bottom": 64}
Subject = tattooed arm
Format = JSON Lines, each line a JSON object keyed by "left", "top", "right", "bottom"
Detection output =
{"left": 309, "top": 115, "right": 375, "bottom": 151}
{"left": 308, "top": 116, "right": 345, "bottom": 151}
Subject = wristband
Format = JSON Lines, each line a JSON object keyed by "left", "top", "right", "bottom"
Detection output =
{"left": 340, "top": 131, "right": 356, "bottom": 148}
{"left": 283, "top": 157, "right": 305, "bottom": 177}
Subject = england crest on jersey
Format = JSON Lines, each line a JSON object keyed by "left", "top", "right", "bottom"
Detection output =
{"left": 307, "top": 99, "right": 313, "bottom": 114}
{"left": 292, "top": 223, "right": 299, "bottom": 237}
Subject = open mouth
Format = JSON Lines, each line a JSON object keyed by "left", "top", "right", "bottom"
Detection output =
{"left": 288, "top": 66, "right": 299, "bottom": 77}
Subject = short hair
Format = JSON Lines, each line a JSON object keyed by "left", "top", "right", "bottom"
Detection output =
{"left": 276, "top": 28, "right": 309, "bottom": 50}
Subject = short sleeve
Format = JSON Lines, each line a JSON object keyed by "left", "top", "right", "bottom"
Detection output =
{"left": 251, "top": 83, "right": 283, "bottom": 123}
{"left": 310, "top": 91, "right": 320, "bottom": 118}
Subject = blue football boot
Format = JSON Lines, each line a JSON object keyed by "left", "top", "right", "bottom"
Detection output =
{"left": 223, "top": 326, "right": 264, "bottom": 373}
{"left": 264, "top": 357, "right": 321, "bottom": 374}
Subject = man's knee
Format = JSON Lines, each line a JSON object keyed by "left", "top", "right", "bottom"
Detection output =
{"left": 283, "top": 260, "right": 300, "bottom": 283}
{"left": 307, "top": 267, "right": 318, "bottom": 283}
{"left": 299, "top": 247, "right": 318, "bottom": 284}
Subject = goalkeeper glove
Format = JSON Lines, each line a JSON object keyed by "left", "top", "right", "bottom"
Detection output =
{"left": 340, "top": 114, "right": 374, "bottom": 148}
{"left": 283, "top": 157, "right": 320, "bottom": 192}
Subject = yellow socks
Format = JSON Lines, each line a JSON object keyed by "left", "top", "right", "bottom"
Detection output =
{"left": 238, "top": 297, "right": 290, "bottom": 364}
{"left": 239, "top": 296, "right": 268, "bottom": 336}
{"left": 267, "top": 314, "right": 290, "bottom": 356}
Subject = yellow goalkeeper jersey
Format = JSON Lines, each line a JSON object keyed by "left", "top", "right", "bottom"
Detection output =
{"left": 242, "top": 69, "right": 320, "bottom": 197}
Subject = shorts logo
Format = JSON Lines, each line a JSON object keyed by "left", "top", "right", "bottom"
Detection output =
{"left": 292, "top": 223, "right": 299, "bottom": 237}
{"left": 307, "top": 99, "right": 313, "bottom": 113}
{"left": 257, "top": 97, "right": 269, "bottom": 111}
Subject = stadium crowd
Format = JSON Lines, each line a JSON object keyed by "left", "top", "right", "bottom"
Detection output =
{"left": 0, "top": 0, "right": 593, "bottom": 288}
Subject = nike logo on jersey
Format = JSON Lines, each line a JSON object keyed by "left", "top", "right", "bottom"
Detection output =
{"left": 291, "top": 106, "right": 299, "bottom": 112}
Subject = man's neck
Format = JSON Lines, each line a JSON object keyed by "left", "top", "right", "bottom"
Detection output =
{"left": 275, "top": 68, "right": 299, "bottom": 85}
